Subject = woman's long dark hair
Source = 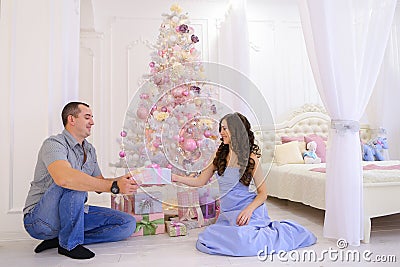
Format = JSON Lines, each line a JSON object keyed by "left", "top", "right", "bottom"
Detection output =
{"left": 212, "top": 112, "right": 261, "bottom": 186}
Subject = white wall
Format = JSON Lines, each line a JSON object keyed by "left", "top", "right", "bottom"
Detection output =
{"left": 0, "top": 0, "right": 80, "bottom": 239}
{"left": 247, "top": 0, "right": 322, "bottom": 122}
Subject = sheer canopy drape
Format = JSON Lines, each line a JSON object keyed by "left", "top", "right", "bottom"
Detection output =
{"left": 218, "top": 0, "right": 251, "bottom": 113}
{"left": 366, "top": 7, "right": 400, "bottom": 160}
{"left": 298, "top": 0, "right": 396, "bottom": 246}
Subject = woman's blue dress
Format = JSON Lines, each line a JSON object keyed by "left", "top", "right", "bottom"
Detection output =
{"left": 196, "top": 167, "right": 317, "bottom": 256}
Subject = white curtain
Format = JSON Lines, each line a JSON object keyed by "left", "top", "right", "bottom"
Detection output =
{"left": 48, "top": 0, "right": 81, "bottom": 135}
{"left": 366, "top": 6, "right": 400, "bottom": 160}
{"left": 218, "top": 0, "right": 252, "bottom": 115}
{"left": 298, "top": 0, "right": 396, "bottom": 246}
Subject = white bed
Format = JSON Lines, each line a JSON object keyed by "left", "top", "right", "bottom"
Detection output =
{"left": 255, "top": 104, "right": 400, "bottom": 243}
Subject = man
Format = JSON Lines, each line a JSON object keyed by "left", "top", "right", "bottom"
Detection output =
{"left": 23, "top": 102, "right": 138, "bottom": 260}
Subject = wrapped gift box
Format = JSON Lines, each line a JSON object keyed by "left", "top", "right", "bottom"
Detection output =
{"left": 129, "top": 166, "right": 171, "bottom": 185}
{"left": 131, "top": 213, "right": 165, "bottom": 237}
{"left": 133, "top": 191, "right": 163, "bottom": 214}
{"left": 111, "top": 194, "right": 134, "bottom": 213}
{"left": 171, "top": 217, "right": 216, "bottom": 230}
{"left": 177, "top": 189, "right": 200, "bottom": 219}
{"left": 165, "top": 221, "right": 187, "bottom": 237}
{"left": 200, "top": 201, "right": 216, "bottom": 219}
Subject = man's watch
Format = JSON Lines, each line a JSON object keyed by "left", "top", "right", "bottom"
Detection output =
{"left": 111, "top": 181, "right": 120, "bottom": 194}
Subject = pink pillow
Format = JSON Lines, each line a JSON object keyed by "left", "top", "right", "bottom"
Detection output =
{"left": 281, "top": 136, "right": 304, "bottom": 144}
{"left": 304, "top": 134, "right": 327, "bottom": 163}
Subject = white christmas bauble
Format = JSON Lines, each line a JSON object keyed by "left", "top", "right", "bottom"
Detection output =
{"left": 169, "top": 35, "right": 177, "bottom": 43}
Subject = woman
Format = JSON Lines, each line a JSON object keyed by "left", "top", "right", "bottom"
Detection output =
{"left": 172, "top": 112, "right": 316, "bottom": 256}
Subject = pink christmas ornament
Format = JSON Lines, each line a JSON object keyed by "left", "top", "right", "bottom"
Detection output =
{"left": 136, "top": 106, "right": 148, "bottom": 120}
{"left": 120, "top": 130, "right": 127, "bottom": 137}
{"left": 153, "top": 141, "right": 160, "bottom": 148}
{"left": 173, "top": 45, "right": 181, "bottom": 51}
{"left": 140, "top": 93, "right": 149, "bottom": 99}
{"left": 119, "top": 151, "right": 126, "bottom": 158}
{"left": 183, "top": 138, "right": 197, "bottom": 152}
{"left": 204, "top": 130, "right": 212, "bottom": 138}
{"left": 161, "top": 106, "right": 168, "bottom": 112}
{"left": 149, "top": 61, "right": 155, "bottom": 68}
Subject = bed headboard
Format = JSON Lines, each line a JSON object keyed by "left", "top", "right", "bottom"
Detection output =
{"left": 254, "top": 104, "right": 372, "bottom": 163}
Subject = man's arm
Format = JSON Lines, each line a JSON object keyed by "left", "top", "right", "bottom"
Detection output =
{"left": 48, "top": 160, "right": 138, "bottom": 194}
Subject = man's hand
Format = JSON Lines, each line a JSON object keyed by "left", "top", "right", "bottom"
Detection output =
{"left": 116, "top": 173, "right": 139, "bottom": 194}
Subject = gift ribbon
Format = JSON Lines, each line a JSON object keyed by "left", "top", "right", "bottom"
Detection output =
{"left": 135, "top": 214, "right": 164, "bottom": 235}
{"left": 178, "top": 190, "right": 205, "bottom": 227}
{"left": 181, "top": 205, "right": 204, "bottom": 227}
{"left": 331, "top": 120, "right": 359, "bottom": 134}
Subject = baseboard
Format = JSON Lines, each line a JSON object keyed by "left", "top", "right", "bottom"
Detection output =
{"left": 0, "top": 231, "right": 31, "bottom": 242}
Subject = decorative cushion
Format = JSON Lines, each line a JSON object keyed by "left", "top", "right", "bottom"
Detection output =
{"left": 281, "top": 136, "right": 304, "bottom": 143}
{"left": 304, "top": 134, "right": 327, "bottom": 163}
{"left": 274, "top": 141, "right": 304, "bottom": 165}
{"left": 281, "top": 136, "right": 306, "bottom": 153}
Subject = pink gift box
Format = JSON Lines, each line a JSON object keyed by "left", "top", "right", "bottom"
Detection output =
{"left": 131, "top": 212, "right": 165, "bottom": 237}
{"left": 129, "top": 167, "right": 171, "bottom": 185}
{"left": 177, "top": 189, "right": 199, "bottom": 219}
{"left": 111, "top": 195, "right": 133, "bottom": 213}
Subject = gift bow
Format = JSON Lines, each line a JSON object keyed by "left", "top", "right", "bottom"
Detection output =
{"left": 135, "top": 214, "right": 164, "bottom": 235}
{"left": 171, "top": 221, "right": 184, "bottom": 227}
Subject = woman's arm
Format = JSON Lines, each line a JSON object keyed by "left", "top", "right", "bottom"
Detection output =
{"left": 172, "top": 160, "right": 216, "bottom": 187}
{"left": 236, "top": 154, "right": 267, "bottom": 226}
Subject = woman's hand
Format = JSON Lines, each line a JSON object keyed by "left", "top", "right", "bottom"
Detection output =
{"left": 171, "top": 173, "right": 181, "bottom": 183}
{"left": 236, "top": 206, "right": 254, "bottom": 226}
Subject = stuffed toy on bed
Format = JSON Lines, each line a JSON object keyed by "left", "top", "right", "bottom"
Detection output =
{"left": 303, "top": 141, "right": 321, "bottom": 164}
{"left": 362, "top": 137, "right": 388, "bottom": 161}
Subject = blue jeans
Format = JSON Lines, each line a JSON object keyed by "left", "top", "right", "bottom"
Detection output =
{"left": 24, "top": 183, "right": 136, "bottom": 250}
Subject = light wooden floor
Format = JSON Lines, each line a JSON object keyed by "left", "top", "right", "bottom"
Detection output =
{"left": 0, "top": 197, "right": 399, "bottom": 266}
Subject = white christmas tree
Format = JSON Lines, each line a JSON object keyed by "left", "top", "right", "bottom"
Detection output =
{"left": 116, "top": 4, "right": 226, "bottom": 176}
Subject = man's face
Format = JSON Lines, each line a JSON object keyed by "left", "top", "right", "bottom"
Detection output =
{"left": 71, "top": 105, "right": 94, "bottom": 139}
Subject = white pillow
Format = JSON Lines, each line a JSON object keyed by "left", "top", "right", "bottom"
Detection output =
{"left": 274, "top": 141, "right": 304, "bottom": 165}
